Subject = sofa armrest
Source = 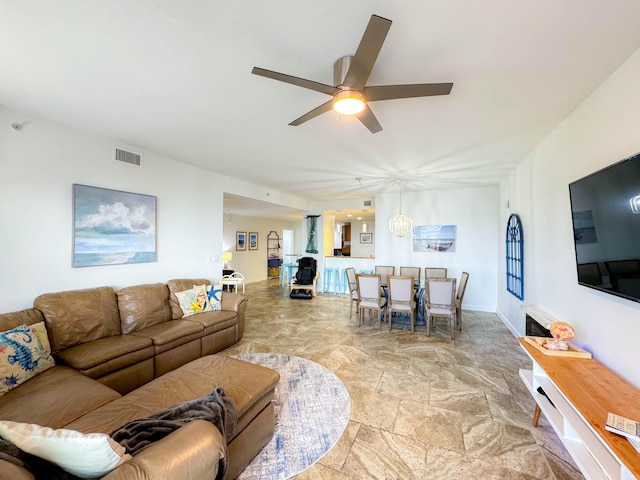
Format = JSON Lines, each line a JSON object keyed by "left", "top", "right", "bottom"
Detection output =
{"left": 0, "top": 460, "right": 34, "bottom": 480}
{"left": 102, "top": 420, "right": 225, "bottom": 480}
{"left": 220, "top": 292, "right": 247, "bottom": 312}
{"left": 221, "top": 293, "right": 248, "bottom": 339}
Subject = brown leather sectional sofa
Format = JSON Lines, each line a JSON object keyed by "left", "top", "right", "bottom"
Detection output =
{"left": 0, "top": 279, "right": 280, "bottom": 479}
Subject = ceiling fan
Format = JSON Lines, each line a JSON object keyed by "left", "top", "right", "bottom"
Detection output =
{"left": 252, "top": 14, "right": 453, "bottom": 134}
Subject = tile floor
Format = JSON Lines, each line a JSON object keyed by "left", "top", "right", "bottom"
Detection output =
{"left": 222, "top": 279, "right": 584, "bottom": 480}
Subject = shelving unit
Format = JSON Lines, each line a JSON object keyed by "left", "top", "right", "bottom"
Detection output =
{"left": 267, "top": 231, "right": 282, "bottom": 278}
{"left": 518, "top": 326, "right": 640, "bottom": 479}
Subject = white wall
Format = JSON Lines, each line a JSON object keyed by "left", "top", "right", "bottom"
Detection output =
{"left": 375, "top": 187, "right": 499, "bottom": 312}
{"left": 497, "top": 46, "right": 640, "bottom": 388}
{"left": 350, "top": 221, "right": 375, "bottom": 258}
{"left": 222, "top": 213, "right": 299, "bottom": 283}
{"left": 308, "top": 190, "right": 497, "bottom": 305}
{"left": 0, "top": 104, "right": 306, "bottom": 312}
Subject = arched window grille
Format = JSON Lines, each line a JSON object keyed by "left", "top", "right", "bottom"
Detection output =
{"left": 506, "top": 213, "right": 524, "bottom": 300}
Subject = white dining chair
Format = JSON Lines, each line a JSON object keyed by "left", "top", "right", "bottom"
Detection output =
{"left": 387, "top": 275, "right": 416, "bottom": 332}
{"left": 425, "top": 267, "right": 447, "bottom": 279}
{"left": 345, "top": 267, "right": 359, "bottom": 319}
{"left": 356, "top": 274, "right": 386, "bottom": 328}
{"left": 424, "top": 277, "right": 457, "bottom": 339}
{"left": 374, "top": 265, "right": 395, "bottom": 287}
{"left": 399, "top": 266, "right": 421, "bottom": 288}
{"left": 455, "top": 272, "right": 469, "bottom": 331}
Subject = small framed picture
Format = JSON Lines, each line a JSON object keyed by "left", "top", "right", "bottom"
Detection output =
{"left": 360, "top": 233, "right": 373, "bottom": 244}
{"left": 236, "top": 231, "right": 247, "bottom": 251}
{"left": 249, "top": 232, "right": 258, "bottom": 250}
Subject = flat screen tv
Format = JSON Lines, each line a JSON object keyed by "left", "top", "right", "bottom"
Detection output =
{"left": 569, "top": 151, "right": 640, "bottom": 303}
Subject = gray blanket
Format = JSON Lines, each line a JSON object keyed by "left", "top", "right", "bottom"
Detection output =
{"left": 110, "top": 387, "right": 237, "bottom": 480}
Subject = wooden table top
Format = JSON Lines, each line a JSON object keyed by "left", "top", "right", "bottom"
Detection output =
{"left": 519, "top": 338, "right": 640, "bottom": 477}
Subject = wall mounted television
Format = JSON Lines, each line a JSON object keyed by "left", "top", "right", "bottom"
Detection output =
{"left": 569, "top": 151, "right": 640, "bottom": 303}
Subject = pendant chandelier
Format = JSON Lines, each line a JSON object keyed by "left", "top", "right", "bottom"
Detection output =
{"left": 389, "top": 192, "right": 413, "bottom": 237}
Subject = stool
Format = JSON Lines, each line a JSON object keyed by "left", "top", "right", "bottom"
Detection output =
{"left": 339, "top": 269, "right": 349, "bottom": 295}
{"left": 280, "top": 263, "right": 295, "bottom": 288}
{"left": 323, "top": 267, "right": 341, "bottom": 294}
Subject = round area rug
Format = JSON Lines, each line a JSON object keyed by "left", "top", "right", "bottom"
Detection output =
{"left": 233, "top": 353, "right": 350, "bottom": 480}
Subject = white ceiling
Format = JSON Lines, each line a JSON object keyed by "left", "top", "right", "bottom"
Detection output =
{"left": 2, "top": 1, "right": 640, "bottom": 219}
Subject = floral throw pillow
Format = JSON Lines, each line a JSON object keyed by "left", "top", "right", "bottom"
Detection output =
{"left": 0, "top": 323, "right": 55, "bottom": 396}
{"left": 175, "top": 286, "right": 214, "bottom": 317}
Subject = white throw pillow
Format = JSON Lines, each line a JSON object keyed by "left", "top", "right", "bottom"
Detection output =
{"left": 175, "top": 285, "right": 214, "bottom": 317}
{"left": 0, "top": 420, "right": 131, "bottom": 478}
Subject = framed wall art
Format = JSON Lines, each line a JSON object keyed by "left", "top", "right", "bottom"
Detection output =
{"left": 412, "top": 225, "right": 457, "bottom": 253}
{"left": 249, "top": 232, "right": 258, "bottom": 250}
{"left": 360, "top": 233, "right": 373, "bottom": 244}
{"left": 236, "top": 231, "right": 247, "bottom": 251}
{"left": 73, "top": 184, "right": 157, "bottom": 267}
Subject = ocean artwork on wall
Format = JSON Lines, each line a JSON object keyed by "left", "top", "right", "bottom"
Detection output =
{"left": 73, "top": 184, "right": 157, "bottom": 267}
{"left": 413, "top": 225, "right": 457, "bottom": 252}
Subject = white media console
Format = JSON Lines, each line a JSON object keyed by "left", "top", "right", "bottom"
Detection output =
{"left": 519, "top": 305, "right": 640, "bottom": 480}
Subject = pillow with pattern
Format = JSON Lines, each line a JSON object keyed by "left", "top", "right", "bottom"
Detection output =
{"left": 175, "top": 286, "right": 214, "bottom": 317}
{"left": 0, "top": 323, "right": 55, "bottom": 396}
{"left": 194, "top": 284, "right": 223, "bottom": 311}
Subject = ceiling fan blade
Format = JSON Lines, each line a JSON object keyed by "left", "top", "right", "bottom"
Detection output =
{"left": 289, "top": 100, "right": 334, "bottom": 126}
{"left": 365, "top": 83, "right": 453, "bottom": 101}
{"left": 342, "top": 15, "right": 392, "bottom": 90}
{"left": 357, "top": 104, "right": 383, "bottom": 134}
{"left": 252, "top": 67, "right": 338, "bottom": 96}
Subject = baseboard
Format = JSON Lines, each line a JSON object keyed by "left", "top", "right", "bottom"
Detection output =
{"left": 497, "top": 310, "right": 520, "bottom": 338}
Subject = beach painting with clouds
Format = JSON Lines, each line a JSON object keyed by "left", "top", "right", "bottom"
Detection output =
{"left": 73, "top": 184, "right": 157, "bottom": 267}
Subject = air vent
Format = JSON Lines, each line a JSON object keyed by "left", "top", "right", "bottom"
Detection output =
{"left": 114, "top": 148, "right": 142, "bottom": 166}
{"left": 364, "top": 200, "right": 372, "bottom": 207}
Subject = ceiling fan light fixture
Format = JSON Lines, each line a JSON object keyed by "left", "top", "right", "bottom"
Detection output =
{"left": 332, "top": 90, "right": 365, "bottom": 115}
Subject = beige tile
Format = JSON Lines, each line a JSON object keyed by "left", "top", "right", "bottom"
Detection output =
{"left": 329, "top": 344, "right": 371, "bottom": 364}
{"left": 367, "top": 351, "right": 411, "bottom": 375}
{"left": 394, "top": 399, "right": 466, "bottom": 453}
{"left": 462, "top": 416, "right": 554, "bottom": 478}
{"left": 233, "top": 280, "right": 584, "bottom": 480}
{"left": 341, "top": 425, "right": 428, "bottom": 480}
{"left": 429, "top": 380, "right": 491, "bottom": 417}
{"left": 376, "top": 369, "right": 431, "bottom": 403}
{"left": 424, "top": 446, "right": 532, "bottom": 479}
{"left": 348, "top": 386, "right": 400, "bottom": 431}
{"left": 335, "top": 361, "right": 382, "bottom": 391}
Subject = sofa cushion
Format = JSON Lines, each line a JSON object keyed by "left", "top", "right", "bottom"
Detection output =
{"left": 129, "top": 320, "right": 203, "bottom": 354}
{"left": 117, "top": 283, "right": 173, "bottom": 334}
{"left": 34, "top": 287, "right": 121, "bottom": 353}
{"left": 0, "top": 308, "right": 46, "bottom": 332}
{"left": 65, "top": 355, "right": 279, "bottom": 442}
{"left": 0, "top": 365, "right": 121, "bottom": 428}
{"left": 185, "top": 311, "right": 237, "bottom": 336}
{"left": 0, "top": 420, "right": 131, "bottom": 478}
{"left": 166, "top": 279, "right": 211, "bottom": 320}
{"left": 55, "top": 335, "right": 154, "bottom": 379}
{"left": 0, "top": 323, "right": 55, "bottom": 395}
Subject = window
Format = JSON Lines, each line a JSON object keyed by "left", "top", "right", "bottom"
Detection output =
{"left": 506, "top": 214, "right": 524, "bottom": 300}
